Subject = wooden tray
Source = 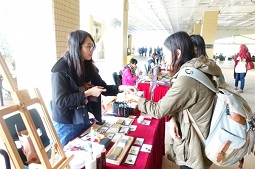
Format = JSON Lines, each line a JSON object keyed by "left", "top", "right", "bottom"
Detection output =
{"left": 106, "top": 135, "right": 134, "bottom": 165}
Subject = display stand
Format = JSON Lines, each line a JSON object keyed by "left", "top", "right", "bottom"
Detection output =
{"left": 0, "top": 53, "right": 73, "bottom": 169}
{"left": 106, "top": 136, "right": 134, "bottom": 165}
{"left": 149, "top": 65, "right": 158, "bottom": 101}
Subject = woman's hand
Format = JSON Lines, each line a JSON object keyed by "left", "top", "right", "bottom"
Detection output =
{"left": 118, "top": 85, "right": 137, "bottom": 94}
{"left": 85, "top": 86, "right": 106, "bottom": 97}
{"left": 169, "top": 117, "right": 182, "bottom": 143}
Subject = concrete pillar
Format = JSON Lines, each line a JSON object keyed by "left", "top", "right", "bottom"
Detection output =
{"left": 128, "top": 34, "right": 132, "bottom": 54}
{"left": 201, "top": 11, "right": 219, "bottom": 59}
{"left": 98, "top": 23, "right": 105, "bottom": 60}
{"left": 88, "top": 15, "right": 94, "bottom": 36}
{"left": 122, "top": 0, "right": 129, "bottom": 67}
{"left": 193, "top": 23, "right": 201, "bottom": 35}
{"left": 53, "top": 0, "right": 80, "bottom": 60}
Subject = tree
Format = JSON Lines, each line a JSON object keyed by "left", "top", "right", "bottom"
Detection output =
{"left": 0, "top": 34, "right": 12, "bottom": 60}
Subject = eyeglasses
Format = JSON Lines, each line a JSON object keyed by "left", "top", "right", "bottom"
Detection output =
{"left": 83, "top": 45, "right": 96, "bottom": 52}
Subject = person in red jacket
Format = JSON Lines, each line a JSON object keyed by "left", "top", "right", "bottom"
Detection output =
{"left": 234, "top": 44, "right": 252, "bottom": 93}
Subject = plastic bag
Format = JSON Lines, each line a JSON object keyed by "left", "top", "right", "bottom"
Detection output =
{"left": 15, "top": 125, "right": 40, "bottom": 165}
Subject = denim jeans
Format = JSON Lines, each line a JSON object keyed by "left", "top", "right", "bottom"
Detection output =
{"left": 235, "top": 72, "right": 246, "bottom": 90}
{"left": 53, "top": 120, "right": 91, "bottom": 146}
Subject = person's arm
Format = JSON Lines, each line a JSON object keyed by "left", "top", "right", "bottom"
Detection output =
{"left": 246, "top": 52, "right": 252, "bottom": 62}
{"left": 91, "top": 72, "right": 119, "bottom": 96}
{"left": 128, "top": 76, "right": 199, "bottom": 119}
{"left": 135, "top": 67, "right": 143, "bottom": 76}
{"left": 84, "top": 86, "right": 106, "bottom": 98}
{"left": 169, "top": 116, "right": 182, "bottom": 142}
{"left": 118, "top": 85, "right": 136, "bottom": 93}
{"left": 92, "top": 71, "right": 136, "bottom": 96}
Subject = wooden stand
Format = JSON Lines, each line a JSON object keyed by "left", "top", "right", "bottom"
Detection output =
{"left": 106, "top": 135, "right": 134, "bottom": 165}
{"left": 0, "top": 53, "right": 73, "bottom": 168}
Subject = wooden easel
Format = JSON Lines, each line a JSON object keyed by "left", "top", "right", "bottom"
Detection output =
{"left": 0, "top": 53, "right": 73, "bottom": 169}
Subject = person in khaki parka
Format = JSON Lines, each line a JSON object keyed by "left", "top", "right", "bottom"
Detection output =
{"left": 129, "top": 31, "right": 223, "bottom": 169}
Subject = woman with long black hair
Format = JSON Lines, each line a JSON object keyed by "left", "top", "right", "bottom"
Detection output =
{"left": 51, "top": 30, "right": 136, "bottom": 146}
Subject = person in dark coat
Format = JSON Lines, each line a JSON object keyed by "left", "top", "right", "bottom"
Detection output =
{"left": 51, "top": 30, "right": 136, "bottom": 146}
{"left": 144, "top": 47, "right": 148, "bottom": 56}
{"left": 147, "top": 52, "right": 157, "bottom": 72}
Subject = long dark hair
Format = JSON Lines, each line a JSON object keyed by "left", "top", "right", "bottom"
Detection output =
{"left": 164, "top": 31, "right": 195, "bottom": 76}
{"left": 190, "top": 34, "right": 208, "bottom": 57}
{"left": 64, "top": 30, "right": 97, "bottom": 86}
{"left": 129, "top": 58, "right": 138, "bottom": 64}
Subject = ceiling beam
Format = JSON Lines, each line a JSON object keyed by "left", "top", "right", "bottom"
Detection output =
{"left": 159, "top": 0, "right": 173, "bottom": 34}
{"left": 186, "top": 0, "right": 202, "bottom": 33}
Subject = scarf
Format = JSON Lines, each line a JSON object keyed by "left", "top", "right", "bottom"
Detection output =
{"left": 238, "top": 44, "right": 249, "bottom": 59}
{"left": 128, "top": 64, "right": 136, "bottom": 76}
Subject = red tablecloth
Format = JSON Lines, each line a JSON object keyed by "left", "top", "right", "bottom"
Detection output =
{"left": 106, "top": 115, "right": 164, "bottom": 169}
{"left": 137, "top": 82, "right": 169, "bottom": 122}
{"left": 78, "top": 83, "right": 168, "bottom": 169}
{"left": 137, "top": 83, "right": 169, "bottom": 102}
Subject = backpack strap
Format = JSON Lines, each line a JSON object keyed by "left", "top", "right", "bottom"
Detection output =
{"left": 179, "top": 68, "right": 245, "bottom": 117}
{"left": 179, "top": 67, "right": 217, "bottom": 145}
{"left": 178, "top": 67, "right": 218, "bottom": 93}
{"left": 183, "top": 109, "right": 205, "bottom": 142}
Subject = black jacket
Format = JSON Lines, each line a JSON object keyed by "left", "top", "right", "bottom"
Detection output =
{"left": 51, "top": 57, "right": 119, "bottom": 124}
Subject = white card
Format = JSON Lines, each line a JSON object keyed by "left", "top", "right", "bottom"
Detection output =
{"left": 124, "top": 154, "right": 138, "bottom": 165}
{"left": 142, "top": 120, "right": 151, "bottom": 125}
{"left": 129, "top": 125, "right": 137, "bottom": 131}
{"left": 140, "top": 144, "right": 152, "bottom": 153}
{"left": 134, "top": 137, "right": 144, "bottom": 146}
{"left": 128, "top": 146, "right": 140, "bottom": 155}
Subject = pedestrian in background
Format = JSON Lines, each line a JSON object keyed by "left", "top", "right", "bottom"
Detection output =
{"left": 234, "top": 44, "right": 252, "bottom": 93}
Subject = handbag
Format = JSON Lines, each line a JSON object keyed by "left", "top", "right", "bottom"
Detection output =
{"left": 246, "top": 61, "right": 254, "bottom": 70}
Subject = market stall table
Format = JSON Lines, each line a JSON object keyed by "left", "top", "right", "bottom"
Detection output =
{"left": 66, "top": 112, "right": 165, "bottom": 169}
{"left": 105, "top": 114, "right": 164, "bottom": 169}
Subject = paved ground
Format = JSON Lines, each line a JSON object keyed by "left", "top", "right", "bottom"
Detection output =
{"left": 1, "top": 55, "right": 254, "bottom": 169}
